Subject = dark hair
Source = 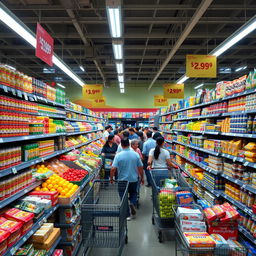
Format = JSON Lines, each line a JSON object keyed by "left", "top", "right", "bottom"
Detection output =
{"left": 122, "top": 131, "right": 129, "bottom": 138}
{"left": 104, "top": 134, "right": 114, "bottom": 147}
{"left": 154, "top": 137, "right": 165, "bottom": 160}
{"left": 153, "top": 127, "right": 158, "bottom": 131}
{"left": 137, "top": 131, "right": 144, "bottom": 141}
{"left": 146, "top": 131, "right": 153, "bottom": 138}
{"left": 129, "top": 128, "right": 135, "bottom": 132}
{"left": 105, "top": 125, "right": 110, "bottom": 130}
{"left": 118, "top": 128, "right": 123, "bottom": 133}
{"left": 121, "top": 138, "right": 130, "bottom": 147}
{"left": 114, "top": 130, "right": 118, "bottom": 135}
{"left": 144, "top": 127, "right": 149, "bottom": 130}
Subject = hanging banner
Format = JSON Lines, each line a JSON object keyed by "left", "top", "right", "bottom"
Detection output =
{"left": 36, "top": 23, "right": 54, "bottom": 66}
{"left": 82, "top": 84, "right": 103, "bottom": 99}
{"left": 154, "top": 95, "right": 168, "bottom": 106}
{"left": 91, "top": 97, "right": 106, "bottom": 107}
{"left": 163, "top": 84, "right": 184, "bottom": 99}
{"left": 186, "top": 54, "right": 217, "bottom": 78}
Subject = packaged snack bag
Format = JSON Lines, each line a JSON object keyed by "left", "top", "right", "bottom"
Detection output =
{"left": 212, "top": 205, "right": 226, "bottom": 219}
{"left": 183, "top": 232, "right": 216, "bottom": 248}
{"left": 204, "top": 208, "right": 217, "bottom": 221}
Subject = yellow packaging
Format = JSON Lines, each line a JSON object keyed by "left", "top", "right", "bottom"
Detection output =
{"left": 244, "top": 142, "right": 256, "bottom": 152}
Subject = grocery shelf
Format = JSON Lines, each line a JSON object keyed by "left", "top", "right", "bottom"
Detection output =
{"left": 59, "top": 226, "right": 82, "bottom": 246}
{"left": 46, "top": 236, "right": 61, "bottom": 256}
{"left": 172, "top": 129, "right": 219, "bottom": 135}
{"left": 159, "top": 130, "right": 173, "bottom": 134}
{"left": 165, "top": 139, "right": 173, "bottom": 144}
{"left": 6, "top": 204, "right": 59, "bottom": 256}
{"left": 66, "top": 129, "right": 101, "bottom": 136}
{"left": 172, "top": 150, "right": 220, "bottom": 175}
{"left": 66, "top": 118, "right": 103, "bottom": 123}
{"left": 159, "top": 87, "right": 256, "bottom": 116}
{"left": 174, "top": 113, "right": 222, "bottom": 122}
{"left": 159, "top": 121, "right": 173, "bottom": 124}
{"left": 73, "top": 241, "right": 83, "bottom": 256}
{"left": 221, "top": 153, "right": 256, "bottom": 169}
{"left": 0, "top": 132, "right": 66, "bottom": 143}
{"left": 0, "top": 83, "right": 66, "bottom": 108}
{"left": 0, "top": 181, "right": 41, "bottom": 209}
{"left": 238, "top": 226, "right": 256, "bottom": 245}
{"left": 65, "top": 108, "right": 104, "bottom": 119}
{"left": 220, "top": 132, "right": 256, "bottom": 139}
{"left": 172, "top": 140, "right": 220, "bottom": 156}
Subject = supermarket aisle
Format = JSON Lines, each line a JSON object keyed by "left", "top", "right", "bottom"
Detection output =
{"left": 87, "top": 185, "right": 176, "bottom": 256}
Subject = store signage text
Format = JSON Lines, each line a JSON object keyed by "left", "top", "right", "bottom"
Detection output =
{"left": 163, "top": 84, "right": 184, "bottom": 99}
{"left": 82, "top": 84, "right": 103, "bottom": 99}
{"left": 186, "top": 54, "right": 216, "bottom": 78}
{"left": 36, "top": 23, "right": 54, "bottom": 66}
{"left": 154, "top": 95, "right": 168, "bottom": 106}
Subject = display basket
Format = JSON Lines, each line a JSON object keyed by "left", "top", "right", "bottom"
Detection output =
{"left": 81, "top": 180, "right": 128, "bottom": 256}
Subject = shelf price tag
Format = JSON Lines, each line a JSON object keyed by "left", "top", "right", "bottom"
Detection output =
{"left": 2, "top": 85, "right": 8, "bottom": 93}
{"left": 186, "top": 54, "right": 217, "bottom": 78}
{"left": 11, "top": 88, "right": 16, "bottom": 96}
{"left": 12, "top": 167, "right": 17, "bottom": 174}
{"left": 17, "top": 91, "right": 22, "bottom": 98}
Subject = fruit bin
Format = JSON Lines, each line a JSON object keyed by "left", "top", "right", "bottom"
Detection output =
{"left": 58, "top": 187, "right": 80, "bottom": 205}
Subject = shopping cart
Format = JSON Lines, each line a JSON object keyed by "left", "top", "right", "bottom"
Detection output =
{"left": 101, "top": 153, "right": 115, "bottom": 180}
{"left": 150, "top": 168, "right": 177, "bottom": 243}
{"left": 81, "top": 180, "right": 129, "bottom": 256}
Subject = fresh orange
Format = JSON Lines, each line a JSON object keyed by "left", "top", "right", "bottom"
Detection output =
{"left": 42, "top": 182, "right": 48, "bottom": 188}
{"left": 42, "top": 188, "right": 49, "bottom": 192}
{"left": 54, "top": 184, "right": 59, "bottom": 189}
{"left": 47, "top": 184, "right": 53, "bottom": 190}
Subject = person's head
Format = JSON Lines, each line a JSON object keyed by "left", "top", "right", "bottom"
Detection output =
{"left": 129, "top": 128, "right": 135, "bottom": 135}
{"left": 110, "top": 126, "right": 113, "bottom": 131}
{"left": 131, "top": 139, "right": 139, "bottom": 150}
{"left": 144, "top": 127, "right": 149, "bottom": 133}
{"left": 135, "top": 127, "right": 140, "bottom": 132}
{"left": 137, "top": 131, "right": 144, "bottom": 141}
{"left": 105, "top": 125, "right": 111, "bottom": 131}
{"left": 154, "top": 137, "right": 165, "bottom": 160}
{"left": 114, "top": 130, "right": 118, "bottom": 135}
{"left": 146, "top": 131, "right": 153, "bottom": 138}
{"left": 121, "top": 138, "right": 130, "bottom": 148}
{"left": 118, "top": 128, "right": 123, "bottom": 133}
{"left": 122, "top": 131, "right": 130, "bottom": 139}
{"left": 115, "top": 126, "right": 119, "bottom": 130}
{"left": 153, "top": 127, "right": 158, "bottom": 132}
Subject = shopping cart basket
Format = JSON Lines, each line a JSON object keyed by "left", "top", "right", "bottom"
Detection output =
{"left": 150, "top": 168, "right": 177, "bottom": 243}
{"left": 81, "top": 180, "right": 128, "bottom": 256}
{"left": 101, "top": 153, "right": 115, "bottom": 180}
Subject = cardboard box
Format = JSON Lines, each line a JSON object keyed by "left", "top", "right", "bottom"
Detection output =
{"left": 208, "top": 225, "right": 238, "bottom": 240}
{"left": 33, "top": 228, "right": 60, "bottom": 250}
{"left": 29, "top": 191, "right": 58, "bottom": 206}
{"left": 31, "top": 224, "right": 54, "bottom": 243}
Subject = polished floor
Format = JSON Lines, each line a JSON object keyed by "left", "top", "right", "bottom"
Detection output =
{"left": 86, "top": 185, "right": 176, "bottom": 256}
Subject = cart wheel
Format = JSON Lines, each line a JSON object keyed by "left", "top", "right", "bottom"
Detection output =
{"left": 125, "top": 235, "right": 128, "bottom": 244}
{"left": 152, "top": 216, "right": 155, "bottom": 225}
{"left": 158, "top": 231, "right": 163, "bottom": 243}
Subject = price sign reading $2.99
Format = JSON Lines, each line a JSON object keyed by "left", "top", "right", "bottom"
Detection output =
{"left": 186, "top": 54, "right": 216, "bottom": 78}
{"left": 163, "top": 84, "right": 184, "bottom": 99}
{"left": 36, "top": 23, "right": 54, "bottom": 66}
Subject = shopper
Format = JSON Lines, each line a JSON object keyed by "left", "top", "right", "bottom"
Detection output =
{"left": 142, "top": 131, "right": 156, "bottom": 187}
{"left": 101, "top": 135, "right": 118, "bottom": 155}
{"left": 116, "top": 131, "right": 131, "bottom": 153}
{"left": 129, "top": 128, "right": 139, "bottom": 140}
{"left": 131, "top": 139, "right": 143, "bottom": 159}
{"left": 110, "top": 138, "right": 144, "bottom": 220}
{"left": 109, "top": 126, "right": 114, "bottom": 136}
{"left": 137, "top": 131, "right": 145, "bottom": 152}
{"left": 152, "top": 127, "right": 162, "bottom": 140}
{"left": 103, "top": 125, "right": 111, "bottom": 141}
{"left": 113, "top": 130, "right": 121, "bottom": 145}
{"left": 148, "top": 136, "right": 177, "bottom": 169}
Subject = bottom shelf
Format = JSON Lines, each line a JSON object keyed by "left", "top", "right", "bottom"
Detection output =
{"left": 46, "top": 236, "right": 62, "bottom": 256}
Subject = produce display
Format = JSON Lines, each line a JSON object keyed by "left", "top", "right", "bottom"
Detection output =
{"left": 61, "top": 169, "right": 88, "bottom": 182}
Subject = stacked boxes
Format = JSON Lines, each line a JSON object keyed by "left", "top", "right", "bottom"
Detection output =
{"left": 203, "top": 172, "right": 224, "bottom": 191}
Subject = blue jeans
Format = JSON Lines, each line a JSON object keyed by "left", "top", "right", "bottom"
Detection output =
{"left": 143, "top": 157, "right": 152, "bottom": 185}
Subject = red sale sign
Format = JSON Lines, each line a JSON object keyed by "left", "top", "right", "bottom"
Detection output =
{"left": 36, "top": 23, "right": 54, "bottom": 66}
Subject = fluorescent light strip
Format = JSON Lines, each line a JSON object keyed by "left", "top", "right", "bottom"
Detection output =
{"left": 113, "top": 43, "right": 123, "bottom": 60}
{"left": 119, "top": 82, "right": 124, "bottom": 89}
{"left": 194, "top": 83, "right": 204, "bottom": 89}
{"left": 0, "top": 6, "right": 85, "bottom": 87}
{"left": 116, "top": 62, "right": 123, "bottom": 74}
{"left": 177, "top": 75, "right": 189, "bottom": 84}
{"left": 120, "top": 88, "right": 125, "bottom": 93}
{"left": 175, "top": 15, "right": 256, "bottom": 84}
{"left": 118, "top": 75, "right": 124, "bottom": 83}
{"left": 79, "top": 65, "right": 85, "bottom": 72}
{"left": 107, "top": 7, "right": 121, "bottom": 38}
{"left": 57, "top": 83, "right": 65, "bottom": 88}
{"left": 235, "top": 66, "right": 247, "bottom": 72}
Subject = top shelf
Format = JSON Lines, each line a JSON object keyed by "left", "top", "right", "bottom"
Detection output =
{"left": 65, "top": 108, "right": 104, "bottom": 120}
{"left": 160, "top": 88, "right": 256, "bottom": 116}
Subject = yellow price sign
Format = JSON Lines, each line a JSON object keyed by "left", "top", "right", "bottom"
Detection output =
{"left": 91, "top": 97, "right": 106, "bottom": 107}
{"left": 186, "top": 54, "right": 217, "bottom": 78}
{"left": 163, "top": 84, "right": 184, "bottom": 99}
{"left": 154, "top": 95, "right": 168, "bottom": 106}
{"left": 82, "top": 84, "right": 103, "bottom": 99}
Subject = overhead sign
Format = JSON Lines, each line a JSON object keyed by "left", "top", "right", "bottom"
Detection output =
{"left": 82, "top": 84, "right": 103, "bottom": 99}
{"left": 36, "top": 23, "right": 54, "bottom": 66}
{"left": 154, "top": 95, "right": 168, "bottom": 106}
{"left": 163, "top": 84, "right": 184, "bottom": 99}
{"left": 91, "top": 97, "right": 106, "bottom": 107}
{"left": 186, "top": 54, "right": 217, "bottom": 78}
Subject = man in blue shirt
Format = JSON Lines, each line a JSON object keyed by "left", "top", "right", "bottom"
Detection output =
{"left": 142, "top": 131, "right": 156, "bottom": 187}
{"left": 129, "top": 128, "right": 139, "bottom": 140}
{"left": 111, "top": 138, "right": 144, "bottom": 220}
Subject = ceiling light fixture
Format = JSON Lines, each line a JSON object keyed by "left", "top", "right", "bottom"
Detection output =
{"left": 79, "top": 66, "right": 85, "bottom": 72}
{"left": 119, "top": 82, "right": 124, "bottom": 89}
{"left": 116, "top": 62, "right": 123, "bottom": 74}
{"left": 235, "top": 66, "right": 247, "bottom": 72}
{"left": 57, "top": 83, "right": 65, "bottom": 88}
{"left": 106, "top": 0, "right": 122, "bottom": 38}
{"left": 112, "top": 43, "right": 123, "bottom": 60}
{"left": 177, "top": 75, "right": 189, "bottom": 84}
{"left": 194, "top": 83, "right": 204, "bottom": 89}
{"left": 120, "top": 88, "right": 125, "bottom": 93}
{"left": 175, "top": 15, "right": 256, "bottom": 84}
{"left": 118, "top": 75, "right": 124, "bottom": 83}
{"left": 0, "top": 3, "right": 85, "bottom": 87}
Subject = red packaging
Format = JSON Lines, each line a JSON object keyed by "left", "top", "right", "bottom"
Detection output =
{"left": 0, "top": 217, "right": 22, "bottom": 247}
{"left": 0, "top": 229, "right": 9, "bottom": 256}
{"left": 212, "top": 205, "right": 226, "bottom": 219}
{"left": 252, "top": 205, "right": 256, "bottom": 214}
{"left": 220, "top": 203, "right": 240, "bottom": 222}
{"left": 203, "top": 208, "right": 217, "bottom": 221}
{"left": 29, "top": 191, "right": 58, "bottom": 206}
{"left": 208, "top": 225, "right": 238, "bottom": 240}
{"left": 53, "top": 249, "right": 63, "bottom": 256}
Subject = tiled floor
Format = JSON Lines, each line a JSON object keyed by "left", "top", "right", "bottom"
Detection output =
{"left": 87, "top": 185, "right": 176, "bottom": 256}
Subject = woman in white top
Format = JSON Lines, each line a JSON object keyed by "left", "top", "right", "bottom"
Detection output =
{"left": 147, "top": 136, "right": 177, "bottom": 169}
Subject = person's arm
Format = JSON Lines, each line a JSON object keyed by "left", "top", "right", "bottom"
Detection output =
{"left": 147, "top": 149, "right": 153, "bottom": 170}
{"left": 110, "top": 167, "right": 117, "bottom": 183}
{"left": 165, "top": 150, "right": 178, "bottom": 169}
{"left": 137, "top": 157, "right": 144, "bottom": 184}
